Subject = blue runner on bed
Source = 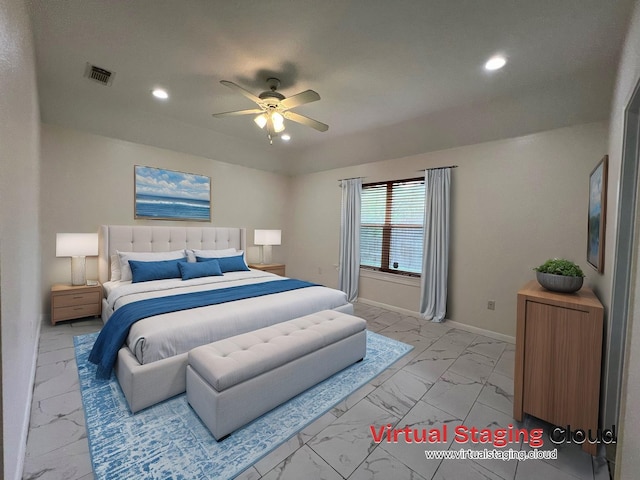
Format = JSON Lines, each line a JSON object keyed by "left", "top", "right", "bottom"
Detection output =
{"left": 88, "top": 279, "right": 317, "bottom": 379}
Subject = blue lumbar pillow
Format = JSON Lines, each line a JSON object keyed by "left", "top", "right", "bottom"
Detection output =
{"left": 178, "top": 259, "right": 223, "bottom": 280}
{"left": 196, "top": 253, "right": 250, "bottom": 273}
{"left": 128, "top": 257, "right": 185, "bottom": 283}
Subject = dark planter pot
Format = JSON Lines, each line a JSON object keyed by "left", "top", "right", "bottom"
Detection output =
{"left": 536, "top": 271, "right": 583, "bottom": 293}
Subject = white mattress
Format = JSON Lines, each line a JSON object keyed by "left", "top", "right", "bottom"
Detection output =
{"left": 104, "top": 270, "right": 351, "bottom": 365}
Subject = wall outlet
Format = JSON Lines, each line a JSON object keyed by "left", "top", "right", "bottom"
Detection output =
{"left": 487, "top": 300, "right": 496, "bottom": 310}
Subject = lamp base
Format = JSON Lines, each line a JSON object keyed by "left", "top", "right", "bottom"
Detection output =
{"left": 261, "top": 245, "right": 273, "bottom": 264}
{"left": 70, "top": 256, "right": 87, "bottom": 286}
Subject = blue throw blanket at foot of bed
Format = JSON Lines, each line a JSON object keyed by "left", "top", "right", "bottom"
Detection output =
{"left": 88, "top": 279, "right": 317, "bottom": 379}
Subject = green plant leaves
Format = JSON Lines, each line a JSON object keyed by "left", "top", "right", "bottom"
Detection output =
{"left": 534, "top": 258, "right": 585, "bottom": 277}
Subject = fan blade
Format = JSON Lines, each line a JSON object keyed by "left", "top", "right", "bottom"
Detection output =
{"left": 280, "top": 90, "right": 321, "bottom": 109}
{"left": 212, "top": 108, "right": 263, "bottom": 117}
{"left": 283, "top": 111, "right": 329, "bottom": 132}
{"left": 220, "top": 80, "right": 262, "bottom": 104}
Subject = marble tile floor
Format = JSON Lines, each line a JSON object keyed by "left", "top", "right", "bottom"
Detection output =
{"left": 22, "top": 303, "right": 608, "bottom": 480}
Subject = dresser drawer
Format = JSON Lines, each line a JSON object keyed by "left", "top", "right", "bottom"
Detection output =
{"left": 53, "top": 291, "right": 101, "bottom": 308}
{"left": 53, "top": 303, "right": 101, "bottom": 322}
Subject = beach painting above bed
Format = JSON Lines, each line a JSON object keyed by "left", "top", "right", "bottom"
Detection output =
{"left": 134, "top": 165, "right": 211, "bottom": 221}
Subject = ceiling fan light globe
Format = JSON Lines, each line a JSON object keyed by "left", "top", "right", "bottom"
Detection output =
{"left": 271, "top": 112, "right": 285, "bottom": 132}
{"left": 254, "top": 113, "right": 268, "bottom": 129}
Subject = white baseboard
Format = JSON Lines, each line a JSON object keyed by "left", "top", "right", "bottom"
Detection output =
{"left": 357, "top": 298, "right": 515, "bottom": 344}
{"left": 15, "top": 314, "right": 42, "bottom": 480}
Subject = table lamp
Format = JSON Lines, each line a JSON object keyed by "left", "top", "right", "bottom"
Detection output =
{"left": 56, "top": 233, "right": 99, "bottom": 285}
{"left": 254, "top": 229, "right": 281, "bottom": 264}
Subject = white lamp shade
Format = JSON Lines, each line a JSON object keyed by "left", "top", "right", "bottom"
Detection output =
{"left": 254, "top": 229, "right": 281, "bottom": 246}
{"left": 56, "top": 233, "right": 99, "bottom": 257}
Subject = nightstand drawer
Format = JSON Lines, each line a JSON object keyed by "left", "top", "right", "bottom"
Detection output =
{"left": 53, "top": 303, "right": 101, "bottom": 322}
{"left": 265, "top": 266, "right": 285, "bottom": 276}
{"left": 248, "top": 264, "right": 286, "bottom": 276}
{"left": 53, "top": 291, "right": 101, "bottom": 308}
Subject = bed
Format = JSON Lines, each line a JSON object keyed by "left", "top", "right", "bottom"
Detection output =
{"left": 97, "top": 225, "right": 353, "bottom": 412}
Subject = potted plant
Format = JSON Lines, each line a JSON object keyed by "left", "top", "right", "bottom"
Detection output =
{"left": 534, "top": 258, "right": 585, "bottom": 293}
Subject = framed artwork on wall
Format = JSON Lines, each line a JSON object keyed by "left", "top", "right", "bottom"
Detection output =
{"left": 587, "top": 155, "right": 608, "bottom": 273}
{"left": 134, "top": 165, "right": 211, "bottom": 221}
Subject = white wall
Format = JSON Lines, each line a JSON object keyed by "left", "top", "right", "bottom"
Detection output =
{"left": 39, "top": 124, "right": 290, "bottom": 312}
{"left": 288, "top": 123, "right": 607, "bottom": 337}
{"left": 608, "top": 1, "right": 640, "bottom": 478}
{"left": 0, "top": 0, "right": 42, "bottom": 479}
{"left": 287, "top": 67, "right": 613, "bottom": 176}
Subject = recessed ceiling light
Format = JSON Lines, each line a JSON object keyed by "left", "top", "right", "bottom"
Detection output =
{"left": 281, "top": 134, "right": 291, "bottom": 141}
{"left": 152, "top": 88, "right": 169, "bottom": 100}
{"left": 484, "top": 55, "right": 507, "bottom": 71}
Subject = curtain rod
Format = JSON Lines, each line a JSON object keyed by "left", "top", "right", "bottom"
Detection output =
{"left": 337, "top": 176, "right": 366, "bottom": 182}
{"left": 418, "top": 165, "right": 458, "bottom": 171}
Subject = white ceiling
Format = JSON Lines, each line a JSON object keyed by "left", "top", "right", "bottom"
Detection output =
{"left": 30, "top": 0, "right": 634, "bottom": 175}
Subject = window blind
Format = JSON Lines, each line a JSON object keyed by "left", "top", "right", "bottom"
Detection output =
{"left": 361, "top": 177, "right": 425, "bottom": 276}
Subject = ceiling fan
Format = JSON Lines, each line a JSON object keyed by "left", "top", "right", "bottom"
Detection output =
{"left": 212, "top": 77, "right": 329, "bottom": 144}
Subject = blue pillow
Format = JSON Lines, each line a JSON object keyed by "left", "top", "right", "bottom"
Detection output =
{"left": 128, "top": 257, "right": 185, "bottom": 283}
{"left": 197, "top": 253, "right": 250, "bottom": 273}
{"left": 178, "top": 259, "right": 222, "bottom": 280}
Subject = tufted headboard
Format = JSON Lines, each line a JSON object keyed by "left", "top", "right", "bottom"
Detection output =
{"left": 98, "top": 225, "right": 246, "bottom": 284}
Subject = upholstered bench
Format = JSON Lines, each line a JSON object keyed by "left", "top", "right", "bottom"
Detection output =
{"left": 186, "top": 310, "right": 367, "bottom": 440}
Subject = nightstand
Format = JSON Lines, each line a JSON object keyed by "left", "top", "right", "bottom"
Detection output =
{"left": 50, "top": 283, "right": 102, "bottom": 325}
{"left": 248, "top": 263, "right": 286, "bottom": 276}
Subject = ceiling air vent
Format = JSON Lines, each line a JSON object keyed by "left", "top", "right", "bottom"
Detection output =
{"left": 84, "top": 63, "right": 115, "bottom": 86}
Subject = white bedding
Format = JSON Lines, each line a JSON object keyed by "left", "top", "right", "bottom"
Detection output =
{"left": 104, "top": 270, "right": 351, "bottom": 365}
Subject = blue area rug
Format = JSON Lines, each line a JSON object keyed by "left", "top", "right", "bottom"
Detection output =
{"left": 74, "top": 330, "right": 413, "bottom": 480}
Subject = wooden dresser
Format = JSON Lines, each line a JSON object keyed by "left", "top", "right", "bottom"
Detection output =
{"left": 514, "top": 280, "right": 603, "bottom": 455}
{"left": 51, "top": 283, "right": 102, "bottom": 325}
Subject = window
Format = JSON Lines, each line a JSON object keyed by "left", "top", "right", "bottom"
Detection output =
{"left": 360, "top": 177, "right": 425, "bottom": 276}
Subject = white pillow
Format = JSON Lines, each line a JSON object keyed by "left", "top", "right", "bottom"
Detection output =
{"left": 188, "top": 248, "right": 237, "bottom": 262}
{"left": 110, "top": 255, "right": 121, "bottom": 281}
{"left": 117, "top": 250, "right": 186, "bottom": 282}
